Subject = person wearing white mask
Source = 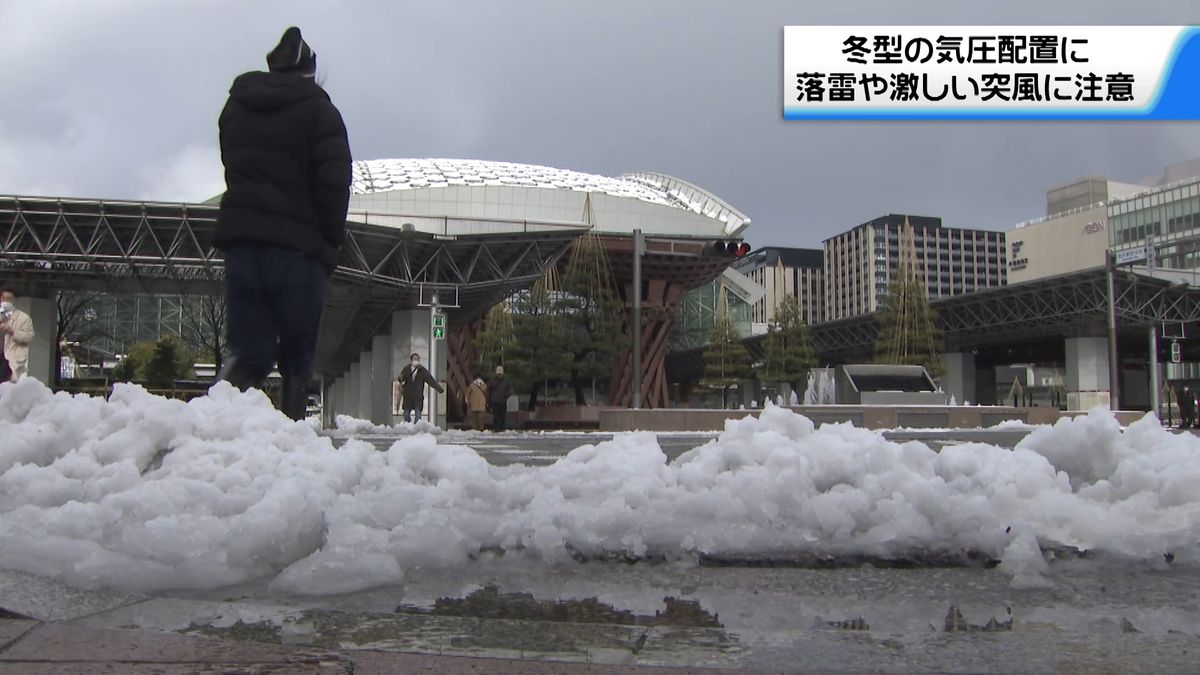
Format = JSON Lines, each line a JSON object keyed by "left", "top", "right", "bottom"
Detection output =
{"left": 0, "top": 289, "right": 35, "bottom": 382}
{"left": 396, "top": 352, "right": 443, "bottom": 423}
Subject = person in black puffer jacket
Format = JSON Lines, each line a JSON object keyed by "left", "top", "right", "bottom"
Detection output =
{"left": 214, "top": 26, "right": 351, "bottom": 421}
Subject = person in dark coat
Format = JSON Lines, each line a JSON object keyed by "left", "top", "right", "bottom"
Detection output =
{"left": 214, "top": 26, "right": 351, "bottom": 422}
{"left": 398, "top": 352, "right": 443, "bottom": 423}
{"left": 488, "top": 365, "right": 512, "bottom": 432}
{"left": 1183, "top": 386, "right": 1197, "bottom": 430}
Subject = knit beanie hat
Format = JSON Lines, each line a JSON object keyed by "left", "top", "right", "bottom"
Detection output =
{"left": 266, "top": 26, "right": 317, "bottom": 75}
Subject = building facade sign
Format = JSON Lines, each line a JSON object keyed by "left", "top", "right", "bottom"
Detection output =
{"left": 1009, "top": 239, "right": 1029, "bottom": 270}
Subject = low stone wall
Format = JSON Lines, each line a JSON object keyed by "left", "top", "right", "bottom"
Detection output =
{"left": 511, "top": 405, "right": 612, "bottom": 429}
{"left": 598, "top": 406, "right": 1149, "bottom": 432}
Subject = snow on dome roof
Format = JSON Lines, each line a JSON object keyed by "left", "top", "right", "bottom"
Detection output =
{"left": 351, "top": 158, "right": 749, "bottom": 231}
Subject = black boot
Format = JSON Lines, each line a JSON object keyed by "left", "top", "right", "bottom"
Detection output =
{"left": 217, "top": 356, "right": 266, "bottom": 392}
{"left": 280, "top": 373, "right": 310, "bottom": 421}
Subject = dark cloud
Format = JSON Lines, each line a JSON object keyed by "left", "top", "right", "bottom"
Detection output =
{"left": 2, "top": 0, "right": 1197, "bottom": 247}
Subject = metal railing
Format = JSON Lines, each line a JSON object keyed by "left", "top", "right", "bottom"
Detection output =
{"left": 56, "top": 379, "right": 216, "bottom": 401}
{"left": 1106, "top": 175, "right": 1200, "bottom": 206}
{"left": 1013, "top": 200, "right": 1109, "bottom": 229}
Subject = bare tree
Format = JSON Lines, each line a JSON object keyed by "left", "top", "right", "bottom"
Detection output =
{"left": 55, "top": 291, "right": 108, "bottom": 385}
{"left": 183, "top": 294, "right": 227, "bottom": 377}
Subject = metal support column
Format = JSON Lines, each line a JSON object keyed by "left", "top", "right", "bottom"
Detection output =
{"left": 429, "top": 293, "right": 440, "bottom": 424}
{"left": 1106, "top": 250, "right": 1120, "bottom": 410}
{"left": 1150, "top": 324, "right": 1160, "bottom": 420}
{"left": 632, "top": 229, "right": 643, "bottom": 409}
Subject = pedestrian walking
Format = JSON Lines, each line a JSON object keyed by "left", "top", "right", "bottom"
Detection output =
{"left": 0, "top": 289, "right": 34, "bottom": 383}
{"left": 398, "top": 352, "right": 443, "bottom": 423}
{"left": 488, "top": 365, "right": 512, "bottom": 432}
{"left": 213, "top": 26, "right": 351, "bottom": 421}
{"left": 466, "top": 376, "right": 488, "bottom": 431}
{"left": 1181, "top": 386, "right": 1195, "bottom": 429}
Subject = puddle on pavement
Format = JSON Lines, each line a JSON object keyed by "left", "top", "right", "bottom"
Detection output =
{"left": 176, "top": 584, "right": 737, "bottom": 663}
{"left": 395, "top": 584, "right": 723, "bottom": 628}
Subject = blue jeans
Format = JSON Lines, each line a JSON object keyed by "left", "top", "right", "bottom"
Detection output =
{"left": 223, "top": 244, "right": 327, "bottom": 384}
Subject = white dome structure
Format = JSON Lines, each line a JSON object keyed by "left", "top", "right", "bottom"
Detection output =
{"left": 347, "top": 158, "right": 749, "bottom": 238}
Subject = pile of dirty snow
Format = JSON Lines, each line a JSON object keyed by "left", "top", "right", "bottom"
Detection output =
{"left": 0, "top": 378, "right": 1196, "bottom": 595}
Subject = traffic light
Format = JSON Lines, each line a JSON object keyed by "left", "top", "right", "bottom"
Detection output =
{"left": 1171, "top": 341, "right": 1181, "bottom": 363}
{"left": 706, "top": 241, "right": 751, "bottom": 258}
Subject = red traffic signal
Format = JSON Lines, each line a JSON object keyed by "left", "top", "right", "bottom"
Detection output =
{"left": 707, "top": 241, "right": 751, "bottom": 257}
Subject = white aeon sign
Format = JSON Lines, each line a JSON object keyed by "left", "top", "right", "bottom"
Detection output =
{"left": 784, "top": 26, "right": 1200, "bottom": 120}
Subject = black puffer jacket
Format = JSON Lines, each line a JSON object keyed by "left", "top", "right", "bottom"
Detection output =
{"left": 214, "top": 71, "right": 351, "bottom": 273}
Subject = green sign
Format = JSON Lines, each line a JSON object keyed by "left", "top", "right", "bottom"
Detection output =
{"left": 433, "top": 326, "right": 445, "bottom": 340}
{"left": 433, "top": 314, "right": 446, "bottom": 329}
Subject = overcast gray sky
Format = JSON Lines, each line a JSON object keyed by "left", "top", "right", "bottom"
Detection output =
{"left": 2, "top": 0, "right": 1198, "bottom": 248}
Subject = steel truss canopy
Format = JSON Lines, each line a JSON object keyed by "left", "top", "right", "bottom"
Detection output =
{"left": 0, "top": 196, "right": 222, "bottom": 295}
{"left": 319, "top": 217, "right": 583, "bottom": 375}
{"left": 813, "top": 267, "right": 1200, "bottom": 362}
{"left": 668, "top": 267, "right": 1200, "bottom": 382}
{"left": 0, "top": 196, "right": 584, "bottom": 376}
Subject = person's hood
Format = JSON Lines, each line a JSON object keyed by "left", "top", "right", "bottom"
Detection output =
{"left": 229, "top": 71, "right": 327, "bottom": 112}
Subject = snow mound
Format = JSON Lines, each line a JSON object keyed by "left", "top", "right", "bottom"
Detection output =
{"left": 1, "top": 380, "right": 1198, "bottom": 595}
{"left": 330, "top": 414, "right": 441, "bottom": 436}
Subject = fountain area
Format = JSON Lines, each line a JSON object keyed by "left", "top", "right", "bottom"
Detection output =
{"left": 800, "top": 368, "right": 837, "bottom": 406}
{"left": 602, "top": 365, "right": 1145, "bottom": 432}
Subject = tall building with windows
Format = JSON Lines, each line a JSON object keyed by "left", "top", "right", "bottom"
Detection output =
{"left": 1108, "top": 171, "right": 1200, "bottom": 270}
{"left": 823, "top": 214, "right": 1007, "bottom": 321}
{"left": 732, "top": 247, "right": 823, "bottom": 332}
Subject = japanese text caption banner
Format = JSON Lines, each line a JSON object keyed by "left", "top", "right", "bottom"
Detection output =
{"left": 784, "top": 26, "right": 1200, "bottom": 120}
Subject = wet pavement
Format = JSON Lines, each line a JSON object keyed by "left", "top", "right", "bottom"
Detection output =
{"left": 4, "top": 555, "right": 1200, "bottom": 673}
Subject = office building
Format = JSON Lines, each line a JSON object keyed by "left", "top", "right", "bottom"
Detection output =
{"left": 823, "top": 214, "right": 1007, "bottom": 321}
{"left": 732, "top": 247, "right": 823, "bottom": 332}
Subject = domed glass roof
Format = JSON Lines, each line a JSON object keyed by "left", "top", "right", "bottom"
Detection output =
{"left": 351, "top": 158, "right": 749, "bottom": 232}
